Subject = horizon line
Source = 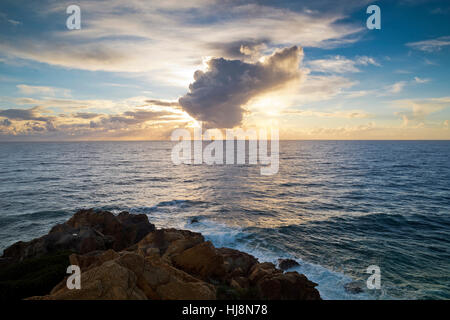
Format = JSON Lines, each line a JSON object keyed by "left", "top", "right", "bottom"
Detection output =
{"left": 1, "top": 139, "right": 450, "bottom": 143}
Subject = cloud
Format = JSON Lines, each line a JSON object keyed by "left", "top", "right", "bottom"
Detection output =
{"left": 356, "top": 56, "right": 380, "bottom": 66}
{"left": 282, "top": 109, "right": 371, "bottom": 119}
{"left": 178, "top": 46, "right": 303, "bottom": 128}
{"left": 73, "top": 112, "right": 101, "bottom": 119}
{"left": 145, "top": 99, "right": 180, "bottom": 107}
{"left": 17, "top": 84, "right": 71, "bottom": 97}
{"left": 387, "top": 81, "right": 406, "bottom": 94}
{"left": 0, "top": 103, "right": 188, "bottom": 140}
{"left": 209, "top": 39, "right": 269, "bottom": 61}
{"left": 406, "top": 36, "right": 450, "bottom": 52}
{"left": 0, "top": 12, "right": 21, "bottom": 26}
{"left": 308, "top": 122, "right": 377, "bottom": 136}
{"left": 291, "top": 75, "right": 356, "bottom": 103}
{"left": 307, "top": 55, "right": 379, "bottom": 73}
{"left": 383, "top": 77, "right": 429, "bottom": 95}
{"left": 1, "top": 119, "right": 12, "bottom": 126}
{"left": 0, "top": 106, "right": 52, "bottom": 121}
{"left": 88, "top": 109, "right": 183, "bottom": 130}
{"left": 393, "top": 97, "right": 450, "bottom": 126}
{"left": 0, "top": 0, "right": 362, "bottom": 85}
{"left": 414, "top": 76, "right": 431, "bottom": 84}
{"left": 430, "top": 7, "right": 450, "bottom": 15}
{"left": 12, "top": 96, "right": 149, "bottom": 113}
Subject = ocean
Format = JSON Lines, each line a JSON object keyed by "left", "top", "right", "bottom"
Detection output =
{"left": 0, "top": 141, "right": 449, "bottom": 299}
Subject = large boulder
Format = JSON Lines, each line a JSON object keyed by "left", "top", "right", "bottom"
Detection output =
{"left": 68, "top": 249, "right": 120, "bottom": 272}
{"left": 218, "top": 247, "right": 258, "bottom": 278}
{"left": 172, "top": 241, "right": 226, "bottom": 280}
{"left": 29, "top": 260, "right": 147, "bottom": 300}
{"left": 249, "top": 263, "right": 320, "bottom": 300}
{"left": 2, "top": 209, "right": 155, "bottom": 262}
{"left": 29, "top": 251, "right": 216, "bottom": 300}
{"left": 278, "top": 258, "right": 300, "bottom": 271}
{"left": 136, "top": 228, "right": 204, "bottom": 258}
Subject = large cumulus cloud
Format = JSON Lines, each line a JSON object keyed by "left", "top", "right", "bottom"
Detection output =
{"left": 178, "top": 46, "right": 303, "bottom": 128}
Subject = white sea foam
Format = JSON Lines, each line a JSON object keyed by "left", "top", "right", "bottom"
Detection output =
{"left": 141, "top": 207, "right": 374, "bottom": 300}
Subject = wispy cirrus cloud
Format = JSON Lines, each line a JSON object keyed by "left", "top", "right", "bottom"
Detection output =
{"left": 307, "top": 55, "right": 379, "bottom": 74}
{"left": 414, "top": 76, "right": 431, "bottom": 83}
{"left": 17, "top": 84, "right": 71, "bottom": 97}
{"left": 407, "top": 36, "right": 450, "bottom": 52}
{"left": 0, "top": 12, "right": 21, "bottom": 26}
{"left": 387, "top": 81, "right": 407, "bottom": 94}
{"left": 281, "top": 109, "right": 371, "bottom": 119}
{"left": 0, "top": 0, "right": 363, "bottom": 87}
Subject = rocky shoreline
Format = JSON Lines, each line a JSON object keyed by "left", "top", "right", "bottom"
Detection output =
{"left": 0, "top": 209, "right": 321, "bottom": 300}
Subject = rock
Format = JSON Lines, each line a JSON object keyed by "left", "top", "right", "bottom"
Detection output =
{"left": 28, "top": 260, "right": 147, "bottom": 300}
{"left": 230, "top": 276, "right": 250, "bottom": 290}
{"left": 124, "top": 252, "right": 216, "bottom": 300}
{"left": 154, "top": 263, "right": 216, "bottom": 300}
{"left": 278, "top": 258, "right": 300, "bottom": 271}
{"left": 248, "top": 263, "right": 320, "bottom": 300}
{"left": 2, "top": 209, "right": 322, "bottom": 301}
{"left": 344, "top": 281, "right": 364, "bottom": 294}
{"left": 2, "top": 209, "right": 155, "bottom": 262}
{"left": 172, "top": 241, "right": 226, "bottom": 280}
{"left": 0, "top": 251, "right": 73, "bottom": 301}
{"left": 256, "top": 271, "right": 321, "bottom": 300}
{"left": 0, "top": 257, "right": 12, "bottom": 268}
{"left": 64, "top": 209, "right": 155, "bottom": 251}
{"left": 137, "top": 228, "right": 204, "bottom": 258}
{"left": 248, "top": 262, "right": 281, "bottom": 283}
{"left": 190, "top": 217, "right": 199, "bottom": 224}
{"left": 218, "top": 247, "right": 258, "bottom": 277}
{"left": 69, "top": 249, "right": 120, "bottom": 272}
{"left": 31, "top": 250, "right": 216, "bottom": 300}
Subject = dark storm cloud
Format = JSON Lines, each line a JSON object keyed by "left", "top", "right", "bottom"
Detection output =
{"left": 73, "top": 112, "right": 101, "bottom": 119}
{"left": 178, "top": 46, "right": 303, "bottom": 128}
{"left": 0, "top": 106, "right": 52, "bottom": 121}
{"left": 123, "top": 110, "right": 172, "bottom": 121}
{"left": 145, "top": 99, "right": 180, "bottom": 107}
{"left": 90, "top": 109, "right": 174, "bottom": 129}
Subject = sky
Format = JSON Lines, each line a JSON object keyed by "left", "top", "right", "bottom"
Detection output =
{"left": 0, "top": 0, "right": 449, "bottom": 140}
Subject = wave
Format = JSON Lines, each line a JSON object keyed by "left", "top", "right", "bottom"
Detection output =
{"left": 190, "top": 219, "right": 377, "bottom": 300}
{"left": 134, "top": 207, "right": 376, "bottom": 300}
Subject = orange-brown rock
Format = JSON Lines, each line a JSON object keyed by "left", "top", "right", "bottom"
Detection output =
{"left": 28, "top": 260, "right": 147, "bottom": 300}
{"left": 137, "top": 228, "right": 204, "bottom": 258}
{"left": 249, "top": 263, "right": 320, "bottom": 300}
{"left": 172, "top": 241, "right": 226, "bottom": 280}
{"left": 29, "top": 250, "right": 216, "bottom": 300}
{"left": 218, "top": 247, "right": 258, "bottom": 278}
{"left": 69, "top": 249, "right": 120, "bottom": 272}
{"left": 5, "top": 209, "right": 321, "bottom": 301}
